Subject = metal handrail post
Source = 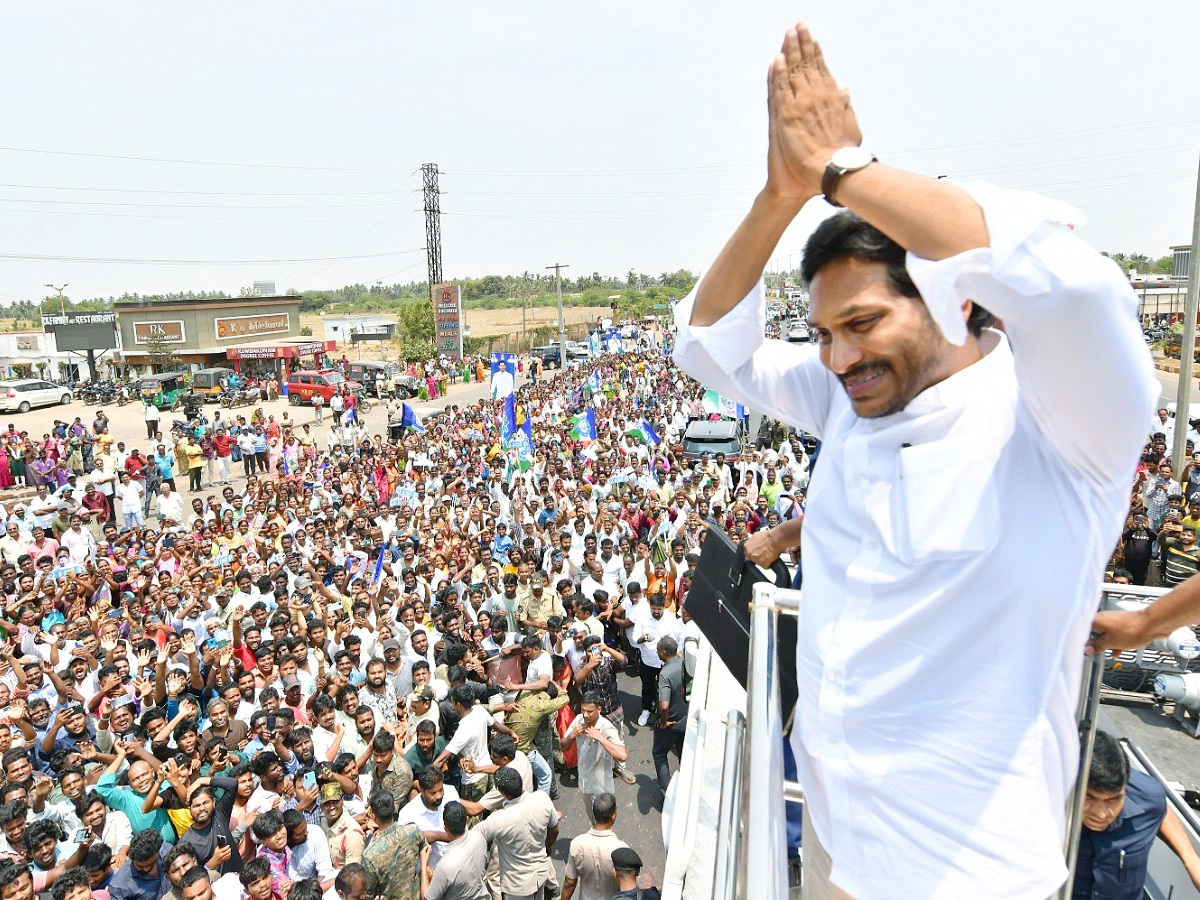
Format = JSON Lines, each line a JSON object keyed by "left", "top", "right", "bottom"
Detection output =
{"left": 1058, "top": 647, "right": 1104, "bottom": 900}
{"left": 713, "top": 710, "right": 746, "bottom": 900}
{"left": 736, "top": 582, "right": 792, "bottom": 900}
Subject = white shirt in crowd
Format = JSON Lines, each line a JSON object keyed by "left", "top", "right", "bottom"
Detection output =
{"left": 673, "top": 182, "right": 1157, "bottom": 900}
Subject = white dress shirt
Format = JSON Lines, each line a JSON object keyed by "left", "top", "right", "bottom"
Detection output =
{"left": 673, "top": 181, "right": 1157, "bottom": 900}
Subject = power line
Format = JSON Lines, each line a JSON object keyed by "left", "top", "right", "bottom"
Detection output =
{"left": 0, "top": 182, "right": 419, "bottom": 198}
{"left": 0, "top": 248, "right": 425, "bottom": 266}
{"left": 0, "top": 145, "right": 412, "bottom": 173}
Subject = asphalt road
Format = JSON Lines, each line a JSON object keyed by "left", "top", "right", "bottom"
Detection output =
{"left": 548, "top": 669, "right": 668, "bottom": 889}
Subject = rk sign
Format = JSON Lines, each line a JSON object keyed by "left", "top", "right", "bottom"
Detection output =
{"left": 132, "top": 321, "right": 186, "bottom": 344}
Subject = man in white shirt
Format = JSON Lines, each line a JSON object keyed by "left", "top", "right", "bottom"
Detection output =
{"left": 673, "top": 23, "right": 1155, "bottom": 900}
{"left": 0, "top": 522, "right": 29, "bottom": 565}
{"left": 59, "top": 515, "right": 95, "bottom": 565}
{"left": 396, "top": 766, "right": 460, "bottom": 867}
{"left": 156, "top": 483, "right": 185, "bottom": 527}
{"left": 434, "top": 686, "right": 493, "bottom": 802}
{"left": 490, "top": 361, "right": 515, "bottom": 401}
{"left": 113, "top": 472, "right": 145, "bottom": 528}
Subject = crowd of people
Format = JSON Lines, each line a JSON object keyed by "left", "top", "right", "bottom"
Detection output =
{"left": 0, "top": 340, "right": 806, "bottom": 900}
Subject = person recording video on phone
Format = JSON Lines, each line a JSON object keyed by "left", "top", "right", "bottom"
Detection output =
{"left": 672, "top": 21, "right": 1155, "bottom": 900}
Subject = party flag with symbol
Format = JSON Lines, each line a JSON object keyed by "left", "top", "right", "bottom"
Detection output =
{"left": 702, "top": 388, "right": 745, "bottom": 419}
{"left": 570, "top": 409, "right": 597, "bottom": 443}
{"left": 400, "top": 403, "right": 425, "bottom": 432}
{"left": 626, "top": 419, "right": 661, "bottom": 445}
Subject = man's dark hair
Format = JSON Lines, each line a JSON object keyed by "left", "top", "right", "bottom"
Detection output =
{"left": 82, "top": 842, "right": 112, "bottom": 872}
{"left": 287, "top": 879, "right": 324, "bottom": 900}
{"left": 178, "top": 866, "right": 211, "bottom": 893}
{"left": 415, "top": 719, "right": 437, "bottom": 738}
{"left": 801, "top": 211, "right": 993, "bottom": 337}
{"left": 443, "top": 801, "right": 468, "bottom": 837}
{"left": 493, "top": 765, "right": 523, "bottom": 800}
{"left": 449, "top": 684, "right": 474, "bottom": 709}
{"left": 591, "top": 791, "right": 617, "bottom": 825}
{"left": 239, "top": 856, "right": 270, "bottom": 887}
{"left": 0, "top": 862, "right": 30, "bottom": 892}
{"left": 252, "top": 752, "right": 280, "bottom": 778}
{"left": 490, "top": 734, "right": 516, "bottom": 762}
{"left": 251, "top": 809, "right": 286, "bottom": 842}
{"left": 50, "top": 866, "right": 92, "bottom": 900}
{"left": 372, "top": 730, "right": 395, "bottom": 753}
{"left": 1088, "top": 731, "right": 1130, "bottom": 794}
{"left": 129, "top": 828, "right": 164, "bottom": 863}
{"left": 163, "top": 842, "right": 200, "bottom": 873}
{"left": 335, "top": 863, "right": 370, "bottom": 897}
{"left": 23, "top": 819, "right": 58, "bottom": 853}
{"left": 417, "top": 766, "right": 444, "bottom": 792}
{"left": 368, "top": 789, "right": 396, "bottom": 824}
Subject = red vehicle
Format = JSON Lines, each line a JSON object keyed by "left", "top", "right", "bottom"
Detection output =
{"left": 286, "top": 369, "right": 362, "bottom": 405}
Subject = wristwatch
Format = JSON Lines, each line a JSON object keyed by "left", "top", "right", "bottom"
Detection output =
{"left": 822, "top": 147, "right": 878, "bottom": 208}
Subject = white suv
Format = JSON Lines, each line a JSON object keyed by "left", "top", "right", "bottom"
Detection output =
{"left": 0, "top": 380, "right": 72, "bottom": 413}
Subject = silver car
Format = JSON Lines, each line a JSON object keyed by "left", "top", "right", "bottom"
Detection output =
{"left": 786, "top": 320, "right": 810, "bottom": 342}
{"left": 0, "top": 379, "right": 72, "bottom": 413}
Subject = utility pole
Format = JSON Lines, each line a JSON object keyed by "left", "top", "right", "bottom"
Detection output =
{"left": 547, "top": 263, "right": 569, "bottom": 369}
{"left": 1171, "top": 152, "right": 1200, "bottom": 474}
{"left": 421, "top": 164, "right": 443, "bottom": 297}
{"left": 44, "top": 283, "right": 68, "bottom": 316}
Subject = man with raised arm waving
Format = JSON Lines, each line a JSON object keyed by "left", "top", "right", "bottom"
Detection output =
{"left": 673, "top": 22, "right": 1157, "bottom": 900}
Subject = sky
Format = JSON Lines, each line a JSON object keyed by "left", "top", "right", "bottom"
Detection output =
{"left": 0, "top": 2, "right": 1198, "bottom": 304}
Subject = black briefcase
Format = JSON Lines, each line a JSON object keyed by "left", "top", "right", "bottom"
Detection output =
{"left": 686, "top": 525, "right": 799, "bottom": 725}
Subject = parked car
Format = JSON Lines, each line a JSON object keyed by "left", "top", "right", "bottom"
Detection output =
{"left": 346, "top": 361, "right": 417, "bottom": 398}
{"left": 682, "top": 420, "right": 744, "bottom": 462}
{"left": 0, "top": 379, "right": 73, "bottom": 413}
{"left": 285, "top": 370, "right": 361, "bottom": 405}
{"left": 787, "top": 320, "right": 811, "bottom": 342}
{"left": 532, "top": 345, "right": 564, "bottom": 368}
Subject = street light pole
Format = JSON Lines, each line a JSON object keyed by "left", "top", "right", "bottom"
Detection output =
{"left": 1171, "top": 151, "right": 1200, "bottom": 474}
{"left": 547, "top": 263, "right": 569, "bottom": 369}
{"left": 44, "top": 283, "right": 68, "bottom": 316}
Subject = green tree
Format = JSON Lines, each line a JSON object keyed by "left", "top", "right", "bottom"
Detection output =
{"left": 142, "top": 333, "right": 182, "bottom": 370}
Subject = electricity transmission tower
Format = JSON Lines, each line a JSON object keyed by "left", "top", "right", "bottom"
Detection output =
{"left": 422, "top": 163, "right": 443, "bottom": 296}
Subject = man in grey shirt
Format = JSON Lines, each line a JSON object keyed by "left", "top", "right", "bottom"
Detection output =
{"left": 653, "top": 637, "right": 688, "bottom": 793}
{"left": 423, "top": 801, "right": 488, "bottom": 900}
{"left": 561, "top": 691, "right": 629, "bottom": 824}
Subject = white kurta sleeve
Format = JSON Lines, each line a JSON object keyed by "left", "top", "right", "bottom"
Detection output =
{"left": 906, "top": 181, "right": 1158, "bottom": 486}
{"left": 673, "top": 279, "right": 836, "bottom": 438}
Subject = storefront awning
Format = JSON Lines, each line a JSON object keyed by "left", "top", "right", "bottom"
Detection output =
{"left": 224, "top": 339, "right": 335, "bottom": 361}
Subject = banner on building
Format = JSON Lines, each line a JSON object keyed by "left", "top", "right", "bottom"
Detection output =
{"left": 432, "top": 283, "right": 463, "bottom": 362}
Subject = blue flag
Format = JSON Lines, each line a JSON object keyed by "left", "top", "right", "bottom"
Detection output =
{"left": 502, "top": 394, "right": 517, "bottom": 440}
{"left": 586, "top": 371, "right": 601, "bottom": 392}
{"left": 400, "top": 402, "right": 424, "bottom": 432}
{"left": 570, "top": 409, "right": 597, "bottom": 442}
{"left": 371, "top": 545, "right": 387, "bottom": 590}
{"left": 639, "top": 419, "right": 661, "bottom": 445}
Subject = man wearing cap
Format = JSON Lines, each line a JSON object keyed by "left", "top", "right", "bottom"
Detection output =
{"left": 407, "top": 687, "right": 439, "bottom": 735}
{"left": 611, "top": 847, "right": 661, "bottom": 900}
{"left": 320, "top": 782, "right": 365, "bottom": 867}
{"left": 382, "top": 638, "right": 413, "bottom": 699}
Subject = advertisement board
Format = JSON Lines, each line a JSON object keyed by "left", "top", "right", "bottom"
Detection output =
{"left": 43, "top": 312, "right": 119, "bottom": 352}
{"left": 432, "top": 283, "right": 463, "bottom": 362}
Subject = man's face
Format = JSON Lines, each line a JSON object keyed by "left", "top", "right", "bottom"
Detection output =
{"left": 31, "top": 836, "right": 57, "bottom": 868}
{"left": 809, "top": 259, "right": 965, "bottom": 419}
{"left": 416, "top": 730, "right": 435, "bottom": 755}
{"left": 1082, "top": 785, "right": 1125, "bottom": 832}
{"left": 322, "top": 797, "right": 343, "bottom": 825}
{"left": 246, "top": 874, "right": 274, "bottom": 900}
{"left": 180, "top": 879, "right": 213, "bottom": 900}
{"left": 189, "top": 790, "right": 214, "bottom": 826}
{"left": 0, "top": 870, "right": 32, "bottom": 900}
{"left": 421, "top": 779, "right": 445, "bottom": 809}
{"left": 167, "top": 851, "right": 198, "bottom": 886}
{"left": 581, "top": 702, "right": 601, "bottom": 727}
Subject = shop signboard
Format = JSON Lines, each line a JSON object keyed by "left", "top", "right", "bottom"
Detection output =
{"left": 215, "top": 313, "right": 291, "bottom": 341}
{"left": 432, "top": 283, "right": 463, "bottom": 362}
{"left": 133, "top": 321, "right": 186, "bottom": 344}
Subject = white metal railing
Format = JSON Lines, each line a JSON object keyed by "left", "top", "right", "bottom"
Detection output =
{"left": 662, "top": 640, "right": 715, "bottom": 900}
{"left": 707, "top": 582, "right": 1139, "bottom": 900}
